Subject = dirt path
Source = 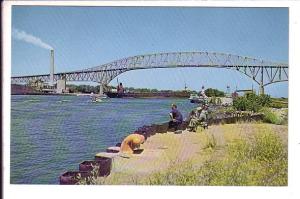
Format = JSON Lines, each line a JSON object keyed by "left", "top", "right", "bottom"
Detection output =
{"left": 101, "top": 123, "right": 288, "bottom": 184}
{"left": 110, "top": 130, "right": 205, "bottom": 173}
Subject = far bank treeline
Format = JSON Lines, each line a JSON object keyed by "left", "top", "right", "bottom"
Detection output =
{"left": 67, "top": 84, "right": 226, "bottom": 97}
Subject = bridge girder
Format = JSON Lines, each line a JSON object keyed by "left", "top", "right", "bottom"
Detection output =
{"left": 11, "top": 52, "right": 288, "bottom": 88}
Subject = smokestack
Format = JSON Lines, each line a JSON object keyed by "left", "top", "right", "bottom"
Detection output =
{"left": 50, "top": 49, "right": 54, "bottom": 86}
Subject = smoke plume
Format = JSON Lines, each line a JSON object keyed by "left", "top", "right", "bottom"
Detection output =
{"left": 12, "top": 28, "right": 53, "bottom": 50}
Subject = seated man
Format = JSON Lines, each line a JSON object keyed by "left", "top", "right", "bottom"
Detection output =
{"left": 187, "top": 105, "right": 209, "bottom": 132}
{"left": 197, "top": 104, "right": 209, "bottom": 129}
{"left": 168, "top": 104, "right": 183, "bottom": 131}
{"left": 187, "top": 110, "right": 198, "bottom": 132}
{"left": 120, "top": 134, "right": 145, "bottom": 154}
{"left": 200, "top": 105, "right": 208, "bottom": 120}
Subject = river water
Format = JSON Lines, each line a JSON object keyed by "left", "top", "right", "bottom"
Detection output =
{"left": 11, "top": 95, "right": 197, "bottom": 184}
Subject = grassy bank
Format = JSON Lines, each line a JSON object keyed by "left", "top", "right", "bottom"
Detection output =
{"left": 147, "top": 125, "right": 287, "bottom": 186}
{"left": 261, "top": 108, "right": 288, "bottom": 125}
{"left": 87, "top": 123, "right": 287, "bottom": 186}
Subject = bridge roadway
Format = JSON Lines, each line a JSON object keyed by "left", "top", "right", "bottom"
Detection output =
{"left": 11, "top": 51, "right": 288, "bottom": 94}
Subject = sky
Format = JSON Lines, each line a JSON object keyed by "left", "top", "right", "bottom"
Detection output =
{"left": 11, "top": 6, "right": 288, "bottom": 97}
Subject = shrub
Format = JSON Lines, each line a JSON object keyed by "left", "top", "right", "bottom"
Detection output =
{"left": 233, "top": 96, "right": 249, "bottom": 111}
{"left": 233, "top": 93, "right": 271, "bottom": 112}
{"left": 261, "top": 108, "right": 282, "bottom": 125}
{"left": 233, "top": 96, "right": 260, "bottom": 112}
{"left": 258, "top": 94, "right": 271, "bottom": 107}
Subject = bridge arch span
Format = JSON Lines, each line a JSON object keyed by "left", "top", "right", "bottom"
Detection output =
{"left": 81, "top": 51, "right": 288, "bottom": 88}
{"left": 11, "top": 51, "right": 288, "bottom": 94}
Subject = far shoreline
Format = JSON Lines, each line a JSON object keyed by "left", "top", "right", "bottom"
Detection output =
{"left": 10, "top": 93, "right": 190, "bottom": 99}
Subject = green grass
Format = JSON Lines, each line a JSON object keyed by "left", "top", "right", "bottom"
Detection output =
{"left": 270, "top": 97, "right": 288, "bottom": 108}
{"left": 262, "top": 108, "right": 281, "bottom": 124}
{"left": 202, "top": 133, "right": 217, "bottom": 150}
{"left": 85, "top": 124, "right": 287, "bottom": 186}
{"left": 261, "top": 108, "right": 287, "bottom": 125}
{"left": 145, "top": 128, "right": 287, "bottom": 186}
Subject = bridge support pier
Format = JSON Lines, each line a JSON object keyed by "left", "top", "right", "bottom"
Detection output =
{"left": 259, "top": 85, "right": 264, "bottom": 95}
{"left": 99, "top": 83, "right": 104, "bottom": 96}
{"left": 259, "top": 67, "right": 264, "bottom": 95}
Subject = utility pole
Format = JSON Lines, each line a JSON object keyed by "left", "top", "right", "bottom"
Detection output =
{"left": 184, "top": 82, "right": 187, "bottom": 91}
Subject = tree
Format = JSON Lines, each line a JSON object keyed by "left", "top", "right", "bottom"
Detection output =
{"left": 66, "top": 84, "right": 99, "bottom": 93}
{"left": 205, "top": 88, "right": 225, "bottom": 97}
{"left": 151, "top": 89, "right": 159, "bottom": 92}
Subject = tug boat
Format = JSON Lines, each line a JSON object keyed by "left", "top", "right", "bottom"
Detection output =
{"left": 104, "top": 91, "right": 123, "bottom": 98}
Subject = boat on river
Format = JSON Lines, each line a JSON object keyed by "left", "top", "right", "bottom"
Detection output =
{"left": 90, "top": 93, "right": 107, "bottom": 102}
{"left": 105, "top": 91, "right": 123, "bottom": 98}
{"left": 92, "top": 98, "right": 102, "bottom": 103}
{"left": 189, "top": 94, "right": 207, "bottom": 104}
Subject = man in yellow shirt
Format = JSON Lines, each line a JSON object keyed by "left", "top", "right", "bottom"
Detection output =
{"left": 120, "top": 134, "right": 145, "bottom": 154}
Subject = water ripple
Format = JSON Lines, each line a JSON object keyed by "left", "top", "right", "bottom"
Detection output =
{"left": 11, "top": 95, "right": 197, "bottom": 184}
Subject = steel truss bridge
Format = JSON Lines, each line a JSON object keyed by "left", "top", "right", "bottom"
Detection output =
{"left": 11, "top": 51, "right": 288, "bottom": 94}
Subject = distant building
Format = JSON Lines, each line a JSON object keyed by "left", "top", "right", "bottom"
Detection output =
{"left": 56, "top": 79, "right": 66, "bottom": 93}
{"left": 11, "top": 84, "right": 35, "bottom": 95}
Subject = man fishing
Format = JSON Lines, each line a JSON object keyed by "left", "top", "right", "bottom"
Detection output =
{"left": 168, "top": 103, "right": 183, "bottom": 131}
